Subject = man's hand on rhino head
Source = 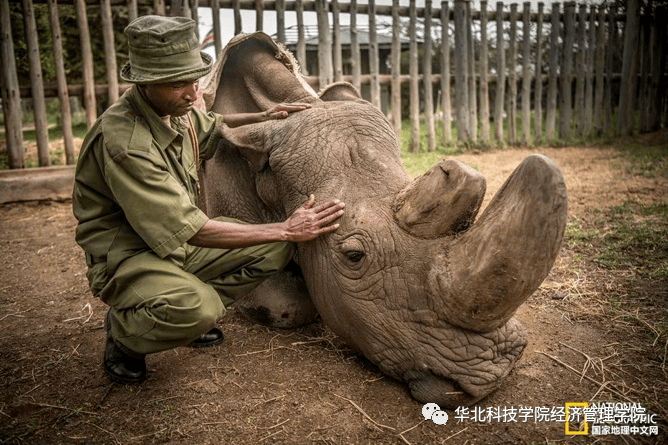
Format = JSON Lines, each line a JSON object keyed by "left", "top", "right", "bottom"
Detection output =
{"left": 283, "top": 195, "right": 345, "bottom": 242}
{"left": 263, "top": 102, "right": 312, "bottom": 120}
{"left": 220, "top": 103, "right": 312, "bottom": 128}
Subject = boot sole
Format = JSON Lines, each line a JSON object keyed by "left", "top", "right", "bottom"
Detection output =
{"left": 104, "top": 364, "right": 147, "bottom": 384}
{"left": 188, "top": 336, "right": 225, "bottom": 348}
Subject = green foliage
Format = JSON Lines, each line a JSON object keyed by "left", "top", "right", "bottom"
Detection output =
{"left": 8, "top": 3, "right": 130, "bottom": 88}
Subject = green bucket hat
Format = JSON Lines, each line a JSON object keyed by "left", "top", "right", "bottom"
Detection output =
{"left": 120, "top": 15, "right": 213, "bottom": 84}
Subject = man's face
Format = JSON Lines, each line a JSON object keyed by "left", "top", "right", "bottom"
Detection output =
{"left": 141, "top": 79, "right": 199, "bottom": 117}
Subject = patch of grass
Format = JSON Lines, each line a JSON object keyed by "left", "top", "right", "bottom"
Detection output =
{"left": 615, "top": 143, "right": 668, "bottom": 179}
{"left": 0, "top": 152, "right": 8, "bottom": 170}
{"left": 21, "top": 122, "right": 89, "bottom": 143}
{"left": 398, "top": 119, "right": 499, "bottom": 176}
{"left": 565, "top": 220, "right": 600, "bottom": 249}
{"left": 1, "top": 123, "right": 87, "bottom": 169}
{"left": 593, "top": 200, "right": 668, "bottom": 280}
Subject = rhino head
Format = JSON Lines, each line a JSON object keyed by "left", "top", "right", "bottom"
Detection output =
{"left": 199, "top": 33, "right": 567, "bottom": 408}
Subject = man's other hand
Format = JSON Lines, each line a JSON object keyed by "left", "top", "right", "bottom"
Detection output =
{"left": 264, "top": 102, "right": 312, "bottom": 120}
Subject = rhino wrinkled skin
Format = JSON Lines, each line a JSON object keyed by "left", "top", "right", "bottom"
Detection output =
{"left": 197, "top": 33, "right": 568, "bottom": 408}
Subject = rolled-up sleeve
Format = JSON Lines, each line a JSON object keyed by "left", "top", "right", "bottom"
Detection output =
{"left": 103, "top": 147, "right": 208, "bottom": 258}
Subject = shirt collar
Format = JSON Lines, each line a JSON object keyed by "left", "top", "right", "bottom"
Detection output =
{"left": 127, "top": 85, "right": 187, "bottom": 150}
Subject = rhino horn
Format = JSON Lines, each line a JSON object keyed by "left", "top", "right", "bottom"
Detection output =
{"left": 393, "top": 160, "right": 486, "bottom": 238}
{"left": 426, "top": 154, "right": 568, "bottom": 332}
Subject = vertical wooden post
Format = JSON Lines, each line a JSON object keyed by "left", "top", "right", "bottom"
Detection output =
{"left": 255, "top": 0, "right": 263, "bottom": 31}
{"left": 316, "top": 0, "right": 332, "bottom": 90}
{"left": 22, "top": 0, "right": 50, "bottom": 166}
{"left": 48, "top": 0, "right": 75, "bottom": 165}
{"left": 391, "top": 0, "right": 402, "bottom": 138}
{"left": 276, "top": 0, "right": 285, "bottom": 43}
{"left": 584, "top": 3, "right": 595, "bottom": 135}
{"left": 603, "top": 6, "right": 616, "bottom": 133}
{"left": 594, "top": 5, "right": 605, "bottom": 134}
{"left": 170, "top": 0, "right": 182, "bottom": 16}
{"left": 350, "top": 0, "right": 361, "bottom": 93}
{"left": 332, "top": 0, "right": 342, "bottom": 82}
{"left": 409, "top": 0, "right": 420, "bottom": 151}
{"left": 521, "top": 2, "right": 531, "bottom": 144}
{"left": 369, "top": 0, "right": 380, "bottom": 108}
{"left": 508, "top": 3, "right": 518, "bottom": 145}
{"left": 75, "top": 0, "right": 96, "bottom": 128}
{"left": 535, "top": 2, "right": 544, "bottom": 143}
{"left": 546, "top": 2, "right": 559, "bottom": 140}
{"left": 191, "top": 0, "right": 199, "bottom": 25}
{"left": 233, "top": 0, "right": 242, "bottom": 35}
{"left": 154, "top": 0, "right": 166, "bottom": 16}
{"left": 493, "top": 1, "right": 504, "bottom": 142}
{"left": 648, "top": 5, "right": 666, "bottom": 132}
{"left": 128, "top": 0, "right": 138, "bottom": 22}
{"left": 639, "top": 1, "right": 653, "bottom": 133}
{"left": 295, "top": 0, "right": 305, "bottom": 73}
{"left": 618, "top": 0, "right": 640, "bottom": 136}
{"left": 559, "top": 2, "right": 575, "bottom": 141}
{"left": 211, "top": 0, "right": 221, "bottom": 56}
{"left": 441, "top": 0, "right": 452, "bottom": 144}
{"left": 574, "top": 3, "right": 586, "bottom": 137}
{"left": 454, "top": 0, "right": 469, "bottom": 141}
{"left": 479, "top": 1, "right": 489, "bottom": 141}
{"left": 660, "top": 7, "right": 668, "bottom": 131}
{"left": 423, "top": 0, "right": 435, "bottom": 151}
{"left": 101, "top": 0, "right": 119, "bottom": 105}
{"left": 0, "top": 0, "right": 25, "bottom": 168}
{"left": 182, "top": 0, "right": 190, "bottom": 19}
{"left": 466, "top": 0, "right": 477, "bottom": 141}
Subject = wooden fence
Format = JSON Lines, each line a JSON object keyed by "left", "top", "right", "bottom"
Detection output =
{"left": 1, "top": 0, "right": 666, "bottom": 170}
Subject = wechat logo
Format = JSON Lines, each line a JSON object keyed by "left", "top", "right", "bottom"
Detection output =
{"left": 422, "top": 403, "right": 449, "bottom": 425}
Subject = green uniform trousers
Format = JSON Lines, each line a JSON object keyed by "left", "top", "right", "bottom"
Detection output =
{"left": 98, "top": 218, "right": 295, "bottom": 356}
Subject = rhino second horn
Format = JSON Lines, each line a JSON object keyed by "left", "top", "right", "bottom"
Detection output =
{"left": 428, "top": 154, "right": 568, "bottom": 332}
{"left": 393, "top": 160, "right": 486, "bottom": 239}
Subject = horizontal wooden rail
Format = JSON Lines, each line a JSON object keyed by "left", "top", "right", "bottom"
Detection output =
{"left": 8, "top": 0, "right": 626, "bottom": 22}
{"left": 3, "top": 74, "right": 627, "bottom": 100}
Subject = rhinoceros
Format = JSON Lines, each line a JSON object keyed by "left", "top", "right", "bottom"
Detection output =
{"left": 197, "top": 32, "right": 567, "bottom": 408}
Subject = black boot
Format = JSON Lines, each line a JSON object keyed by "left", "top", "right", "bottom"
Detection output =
{"left": 188, "top": 327, "right": 225, "bottom": 348}
{"left": 104, "top": 311, "right": 146, "bottom": 384}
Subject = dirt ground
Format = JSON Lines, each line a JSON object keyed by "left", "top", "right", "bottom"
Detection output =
{"left": 1, "top": 143, "right": 666, "bottom": 445}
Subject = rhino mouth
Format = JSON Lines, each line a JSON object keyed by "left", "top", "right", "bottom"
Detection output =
{"left": 389, "top": 314, "right": 529, "bottom": 409}
{"left": 406, "top": 371, "right": 482, "bottom": 409}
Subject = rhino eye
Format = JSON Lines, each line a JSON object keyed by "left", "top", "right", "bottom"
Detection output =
{"left": 345, "top": 250, "right": 365, "bottom": 263}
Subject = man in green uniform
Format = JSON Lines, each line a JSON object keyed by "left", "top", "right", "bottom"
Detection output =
{"left": 72, "top": 15, "right": 345, "bottom": 384}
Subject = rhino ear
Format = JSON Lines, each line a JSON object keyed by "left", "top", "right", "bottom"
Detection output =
{"left": 219, "top": 122, "right": 270, "bottom": 172}
{"left": 318, "top": 82, "right": 362, "bottom": 102}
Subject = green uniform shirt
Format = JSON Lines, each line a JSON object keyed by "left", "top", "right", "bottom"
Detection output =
{"left": 72, "top": 85, "right": 224, "bottom": 294}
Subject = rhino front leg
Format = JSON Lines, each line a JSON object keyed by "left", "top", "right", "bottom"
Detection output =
{"left": 234, "top": 262, "right": 318, "bottom": 328}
